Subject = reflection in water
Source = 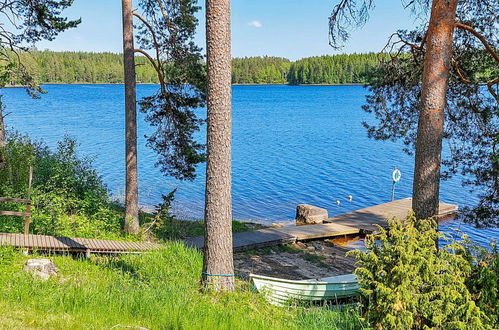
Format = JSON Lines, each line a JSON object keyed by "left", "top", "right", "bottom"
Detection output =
{"left": 328, "top": 235, "right": 366, "bottom": 250}
{"left": 329, "top": 214, "right": 497, "bottom": 251}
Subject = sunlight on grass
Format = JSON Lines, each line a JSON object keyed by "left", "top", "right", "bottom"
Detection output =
{"left": 0, "top": 244, "right": 364, "bottom": 329}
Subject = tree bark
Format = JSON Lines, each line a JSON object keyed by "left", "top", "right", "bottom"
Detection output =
{"left": 0, "top": 102, "right": 6, "bottom": 170}
{"left": 201, "top": 0, "right": 234, "bottom": 291}
{"left": 121, "top": 0, "right": 139, "bottom": 234}
{"left": 412, "top": 0, "right": 458, "bottom": 220}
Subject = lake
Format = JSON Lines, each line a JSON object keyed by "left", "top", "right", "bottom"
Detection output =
{"left": 2, "top": 84, "right": 497, "bottom": 246}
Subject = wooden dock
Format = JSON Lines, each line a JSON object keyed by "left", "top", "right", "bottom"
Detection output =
{"left": 0, "top": 198, "right": 457, "bottom": 255}
{"left": 185, "top": 198, "right": 458, "bottom": 252}
{"left": 0, "top": 233, "right": 159, "bottom": 255}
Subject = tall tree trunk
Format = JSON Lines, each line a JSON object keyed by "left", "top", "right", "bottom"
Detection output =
{"left": 412, "top": 0, "right": 458, "bottom": 220}
{"left": 122, "top": 0, "right": 139, "bottom": 234}
{"left": 0, "top": 102, "right": 6, "bottom": 170}
{"left": 201, "top": 0, "right": 234, "bottom": 291}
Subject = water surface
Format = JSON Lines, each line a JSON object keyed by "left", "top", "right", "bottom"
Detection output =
{"left": 3, "top": 84, "right": 497, "bottom": 246}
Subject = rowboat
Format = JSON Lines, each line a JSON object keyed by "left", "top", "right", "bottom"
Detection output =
{"left": 250, "top": 273, "right": 359, "bottom": 305}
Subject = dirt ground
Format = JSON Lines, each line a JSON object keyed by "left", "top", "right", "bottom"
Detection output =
{"left": 234, "top": 235, "right": 363, "bottom": 280}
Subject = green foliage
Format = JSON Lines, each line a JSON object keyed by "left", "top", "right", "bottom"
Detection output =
{"left": 0, "top": 1, "right": 79, "bottom": 98}
{"left": 287, "top": 53, "right": 386, "bottom": 85}
{"left": 0, "top": 133, "right": 129, "bottom": 240}
{"left": 0, "top": 244, "right": 362, "bottom": 329}
{"left": 137, "top": 0, "right": 207, "bottom": 181}
{"left": 233, "top": 54, "right": 385, "bottom": 85}
{"left": 463, "top": 240, "right": 499, "bottom": 326}
{"left": 232, "top": 56, "right": 291, "bottom": 84}
{"left": 0, "top": 246, "right": 16, "bottom": 266}
{"left": 16, "top": 50, "right": 160, "bottom": 84}
{"left": 350, "top": 214, "right": 486, "bottom": 329}
{"left": 13, "top": 51, "right": 389, "bottom": 85}
{"left": 146, "top": 192, "right": 262, "bottom": 240}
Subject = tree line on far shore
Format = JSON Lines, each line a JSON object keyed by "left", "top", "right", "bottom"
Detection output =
{"left": 16, "top": 50, "right": 384, "bottom": 85}
{"left": 233, "top": 53, "right": 385, "bottom": 84}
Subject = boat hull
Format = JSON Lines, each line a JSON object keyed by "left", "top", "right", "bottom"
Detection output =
{"left": 250, "top": 273, "right": 359, "bottom": 305}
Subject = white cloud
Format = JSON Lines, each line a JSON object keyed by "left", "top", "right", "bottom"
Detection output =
{"left": 248, "top": 21, "right": 262, "bottom": 28}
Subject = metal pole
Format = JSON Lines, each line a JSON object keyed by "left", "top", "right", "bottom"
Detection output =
{"left": 391, "top": 180, "right": 395, "bottom": 201}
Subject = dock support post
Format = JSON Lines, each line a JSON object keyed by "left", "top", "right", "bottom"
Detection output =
{"left": 23, "top": 201, "right": 31, "bottom": 235}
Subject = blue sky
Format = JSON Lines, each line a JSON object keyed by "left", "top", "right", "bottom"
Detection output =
{"left": 36, "top": 0, "right": 425, "bottom": 61}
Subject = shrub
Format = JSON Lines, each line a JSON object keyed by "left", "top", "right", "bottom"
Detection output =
{"left": 350, "top": 214, "right": 486, "bottom": 329}
{"left": 0, "top": 133, "right": 126, "bottom": 239}
{"left": 463, "top": 239, "right": 499, "bottom": 327}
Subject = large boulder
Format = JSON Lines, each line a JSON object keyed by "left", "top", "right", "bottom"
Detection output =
{"left": 295, "top": 204, "right": 328, "bottom": 225}
{"left": 24, "top": 259, "right": 58, "bottom": 280}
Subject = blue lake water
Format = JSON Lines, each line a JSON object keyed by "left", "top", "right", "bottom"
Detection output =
{"left": 2, "top": 84, "right": 497, "bottom": 246}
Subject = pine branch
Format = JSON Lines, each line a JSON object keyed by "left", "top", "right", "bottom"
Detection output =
{"left": 455, "top": 23, "right": 499, "bottom": 64}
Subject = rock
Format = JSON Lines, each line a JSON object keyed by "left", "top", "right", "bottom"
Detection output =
{"left": 294, "top": 242, "right": 306, "bottom": 248}
{"left": 295, "top": 204, "right": 328, "bottom": 225}
{"left": 24, "top": 259, "right": 58, "bottom": 280}
{"left": 312, "top": 243, "right": 324, "bottom": 251}
{"left": 306, "top": 246, "right": 316, "bottom": 252}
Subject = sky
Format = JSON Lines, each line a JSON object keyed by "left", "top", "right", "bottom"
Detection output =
{"left": 36, "top": 0, "right": 425, "bottom": 61}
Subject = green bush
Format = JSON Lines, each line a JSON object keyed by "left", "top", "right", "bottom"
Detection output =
{"left": 144, "top": 191, "right": 261, "bottom": 240}
{"left": 0, "top": 133, "right": 127, "bottom": 240}
{"left": 463, "top": 240, "right": 499, "bottom": 327}
{"left": 350, "top": 214, "right": 486, "bottom": 329}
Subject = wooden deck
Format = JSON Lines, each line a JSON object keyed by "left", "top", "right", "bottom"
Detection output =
{"left": 0, "top": 198, "right": 458, "bottom": 255}
{"left": 0, "top": 233, "right": 159, "bottom": 255}
{"left": 185, "top": 198, "right": 458, "bottom": 252}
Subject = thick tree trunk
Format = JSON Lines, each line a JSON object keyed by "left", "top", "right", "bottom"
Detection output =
{"left": 412, "top": 0, "right": 458, "bottom": 220}
{"left": 121, "top": 0, "right": 139, "bottom": 234}
{"left": 0, "top": 103, "right": 6, "bottom": 170}
{"left": 201, "top": 0, "right": 234, "bottom": 291}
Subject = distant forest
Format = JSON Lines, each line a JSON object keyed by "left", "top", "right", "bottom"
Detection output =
{"left": 15, "top": 51, "right": 386, "bottom": 85}
{"left": 233, "top": 53, "right": 384, "bottom": 84}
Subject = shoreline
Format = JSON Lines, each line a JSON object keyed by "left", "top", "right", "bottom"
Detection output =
{"left": 232, "top": 82, "right": 367, "bottom": 86}
{"left": 5, "top": 82, "right": 368, "bottom": 87}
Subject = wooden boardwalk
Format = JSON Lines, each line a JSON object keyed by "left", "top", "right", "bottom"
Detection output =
{"left": 0, "top": 233, "right": 159, "bottom": 255}
{"left": 185, "top": 198, "right": 458, "bottom": 252}
{"left": 0, "top": 198, "right": 458, "bottom": 254}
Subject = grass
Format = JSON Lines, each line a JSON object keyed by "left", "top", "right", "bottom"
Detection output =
{"left": 302, "top": 253, "right": 328, "bottom": 267}
{"left": 148, "top": 215, "right": 266, "bottom": 241}
{"left": 0, "top": 244, "right": 365, "bottom": 329}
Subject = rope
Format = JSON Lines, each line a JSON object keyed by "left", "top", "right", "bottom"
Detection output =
{"left": 202, "top": 271, "right": 235, "bottom": 277}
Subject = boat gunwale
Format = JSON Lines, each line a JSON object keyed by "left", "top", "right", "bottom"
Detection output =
{"left": 249, "top": 273, "right": 358, "bottom": 285}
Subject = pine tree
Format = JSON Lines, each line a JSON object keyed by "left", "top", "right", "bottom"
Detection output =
{"left": 202, "top": 0, "right": 235, "bottom": 292}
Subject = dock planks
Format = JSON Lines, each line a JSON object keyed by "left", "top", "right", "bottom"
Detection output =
{"left": 0, "top": 233, "right": 159, "bottom": 254}
{"left": 1, "top": 198, "right": 458, "bottom": 254}
{"left": 184, "top": 198, "right": 458, "bottom": 252}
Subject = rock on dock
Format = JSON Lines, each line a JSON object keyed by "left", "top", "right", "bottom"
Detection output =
{"left": 295, "top": 204, "right": 328, "bottom": 225}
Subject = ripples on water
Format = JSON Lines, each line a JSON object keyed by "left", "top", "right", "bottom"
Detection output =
{"left": 3, "top": 84, "right": 497, "bottom": 246}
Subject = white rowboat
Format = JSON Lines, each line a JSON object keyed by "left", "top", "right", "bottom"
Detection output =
{"left": 250, "top": 273, "right": 359, "bottom": 305}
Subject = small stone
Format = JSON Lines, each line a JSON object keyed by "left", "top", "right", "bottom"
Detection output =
{"left": 24, "top": 259, "right": 58, "bottom": 281}
{"left": 295, "top": 204, "right": 328, "bottom": 225}
{"left": 312, "top": 243, "right": 324, "bottom": 251}
{"left": 295, "top": 242, "right": 306, "bottom": 248}
{"left": 306, "top": 246, "right": 316, "bottom": 252}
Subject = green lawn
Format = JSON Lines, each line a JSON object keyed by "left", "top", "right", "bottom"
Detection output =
{"left": 0, "top": 244, "right": 364, "bottom": 329}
